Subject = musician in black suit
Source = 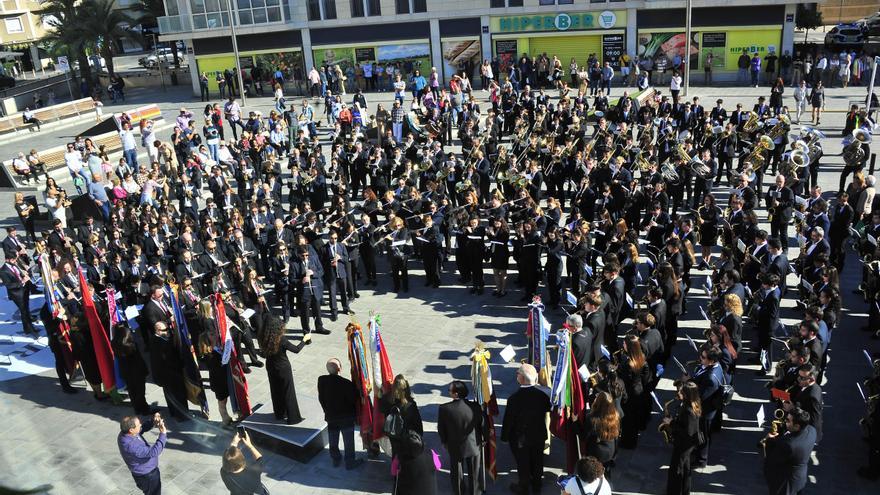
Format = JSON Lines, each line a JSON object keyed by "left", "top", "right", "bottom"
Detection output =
{"left": 149, "top": 320, "right": 190, "bottom": 420}
{"left": 141, "top": 286, "right": 171, "bottom": 343}
{"left": 321, "top": 231, "right": 351, "bottom": 321}
{"left": 785, "top": 365, "right": 823, "bottom": 445}
{"left": 2, "top": 227, "right": 28, "bottom": 260}
{"left": 501, "top": 363, "right": 552, "bottom": 495}
{"left": 646, "top": 287, "right": 668, "bottom": 347}
{"left": 765, "top": 175, "right": 794, "bottom": 250}
{"left": 317, "top": 357, "right": 361, "bottom": 469}
{"left": 641, "top": 202, "right": 671, "bottom": 250}
{"left": 0, "top": 253, "right": 37, "bottom": 336}
{"left": 765, "top": 238, "right": 789, "bottom": 295}
{"left": 763, "top": 407, "right": 817, "bottom": 495}
{"left": 802, "top": 227, "right": 830, "bottom": 273}
{"left": 384, "top": 217, "right": 411, "bottom": 293}
{"left": 582, "top": 291, "right": 607, "bottom": 370}
{"left": 438, "top": 380, "right": 483, "bottom": 495}
{"left": 828, "top": 193, "right": 854, "bottom": 272}
{"left": 755, "top": 273, "right": 781, "bottom": 374}
{"left": 600, "top": 262, "right": 626, "bottom": 352}
{"left": 290, "top": 246, "right": 328, "bottom": 337}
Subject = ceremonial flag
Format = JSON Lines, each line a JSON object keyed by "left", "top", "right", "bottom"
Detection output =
{"left": 471, "top": 342, "right": 499, "bottom": 481}
{"left": 347, "top": 322, "right": 375, "bottom": 445}
{"left": 106, "top": 288, "right": 127, "bottom": 391}
{"left": 368, "top": 314, "right": 395, "bottom": 441}
{"left": 214, "top": 294, "right": 251, "bottom": 417}
{"left": 526, "top": 298, "right": 552, "bottom": 386}
{"left": 167, "top": 286, "right": 208, "bottom": 415}
{"left": 549, "top": 330, "right": 585, "bottom": 474}
{"left": 38, "top": 254, "right": 74, "bottom": 374}
{"left": 78, "top": 266, "right": 116, "bottom": 391}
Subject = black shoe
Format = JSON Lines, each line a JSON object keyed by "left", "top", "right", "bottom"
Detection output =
{"left": 477, "top": 287, "right": 484, "bottom": 295}
{"left": 314, "top": 328, "right": 331, "bottom": 335}
{"left": 62, "top": 386, "right": 78, "bottom": 394}
{"left": 329, "top": 315, "right": 338, "bottom": 322}
{"left": 243, "top": 366, "right": 252, "bottom": 374}
{"left": 250, "top": 360, "right": 264, "bottom": 368}
{"left": 470, "top": 287, "right": 477, "bottom": 294}
{"left": 343, "top": 308, "right": 353, "bottom": 315}
{"left": 353, "top": 293, "right": 360, "bottom": 298}
{"left": 755, "top": 369, "right": 767, "bottom": 376}
{"left": 331, "top": 456, "right": 342, "bottom": 467}
{"left": 287, "top": 416, "right": 305, "bottom": 425}
{"left": 94, "top": 392, "right": 110, "bottom": 401}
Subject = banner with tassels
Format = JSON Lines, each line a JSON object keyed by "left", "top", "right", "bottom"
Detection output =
{"left": 368, "top": 313, "right": 395, "bottom": 441}
{"left": 471, "top": 342, "right": 499, "bottom": 484}
{"left": 549, "top": 329, "right": 585, "bottom": 474}
{"left": 526, "top": 297, "right": 552, "bottom": 386}
{"left": 346, "top": 321, "right": 374, "bottom": 446}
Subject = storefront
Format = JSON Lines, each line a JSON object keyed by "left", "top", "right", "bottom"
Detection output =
{"left": 192, "top": 31, "right": 304, "bottom": 93}
{"left": 311, "top": 41, "right": 432, "bottom": 87}
{"left": 636, "top": 6, "right": 787, "bottom": 83}
{"left": 489, "top": 10, "right": 628, "bottom": 74}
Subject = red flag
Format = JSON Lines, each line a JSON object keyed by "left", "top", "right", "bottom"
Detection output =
{"left": 215, "top": 294, "right": 252, "bottom": 417}
{"left": 78, "top": 268, "right": 115, "bottom": 390}
{"left": 370, "top": 328, "right": 395, "bottom": 440}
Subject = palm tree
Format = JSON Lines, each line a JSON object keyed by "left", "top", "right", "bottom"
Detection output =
{"left": 37, "top": 0, "right": 94, "bottom": 95}
{"left": 79, "top": 0, "right": 142, "bottom": 76}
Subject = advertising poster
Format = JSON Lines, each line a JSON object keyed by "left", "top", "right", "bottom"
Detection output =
{"left": 313, "top": 47, "right": 356, "bottom": 72}
{"left": 377, "top": 43, "right": 431, "bottom": 78}
{"left": 442, "top": 39, "right": 482, "bottom": 81}
{"left": 196, "top": 55, "right": 236, "bottom": 91}
{"left": 701, "top": 32, "right": 726, "bottom": 70}
{"left": 637, "top": 32, "right": 698, "bottom": 72}
{"left": 355, "top": 47, "right": 376, "bottom": 63}
{"left": 725, "top": 29, "right": 781, "bottom": 71}
{"left": 254, "top": 51, "right": 304, "bottom": 80}
{"left": 602, "top": 34, "right": 625, "bottom": 69}
{"left": 495, "top": 39, "right": 518, "bottom": 74}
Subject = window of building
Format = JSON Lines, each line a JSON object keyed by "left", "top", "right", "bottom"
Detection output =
{"left": 396, "top": 0, "right": 426, "bottom": 14}
{"left": 190, "top": 0, "right": 230, "bottom": 29}
{"left": 235, "top": 0, "right": 282, "bottom": 25}
{"left": 351, "top": 0, "right": 379, "bottom": 17}
{"left": 490, "top": 0, "right": 504, "bottom": 7}
{"left": 508, "top": 0, "right": 523, "bottom": 6}
{"left": 4, "top": 17, "right": 23, "bottom": 34}
{"left": 307, "top": 0, "right": 321, "bottom": 20}
{"left": 323, "top": 0, "right": 337, "bottom": 18}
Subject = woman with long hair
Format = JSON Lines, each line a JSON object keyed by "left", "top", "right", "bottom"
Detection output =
{"left": 656, "top": 261, "right": 682, "bottom": 360}
{"left": 257, "top": 315, "right": 304, "bottom": 424}
{"left": 380, "top": 374, "right": 424, "bottom": 458}
{"left": 664, "top": 381, "right": 701, "bottom": 495}
{"left": 197, "top": 331, "right": 232, "bottom": 424}
{"left": 620, "top": 243, "right": 641, "bottom": 295}
{"left": 619, "top": 334, "right": 651, "bottom": 449}
{"left": 487, "top": 216, "right": 510, "bottom": 296}
{"left": 719, "top": 293, "right": 744, "bottom": 356}
{"left": 582, "top": 391, "right": 620, "bottom": 474}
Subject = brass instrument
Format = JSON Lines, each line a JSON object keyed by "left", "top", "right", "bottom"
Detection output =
{"left": 436, "top": 166, "right": 452, "bottom": 181}
{"left": 743, "top": 135, "right": 775, "bottom": 172}
{"left": 660, "top": 160, "right": 680, "bottom": 185}
{"left": 740, "top": 111, "right": 760, "bottom": 138}
{"left": 760, "top": 409, "right": 787, "bottom": 457}
{"left": 455, "top": 179, "right": 473, "bottom": 193}
{"left": 766, "top": 115, "right": 790, "bottom": 140}
{"left": 689, "top": 156, "right": 713, "bottom": 180}
{"left": 658, "top": 399, "right": 681, "bottom": 444}
{"left": 635, "top": 151, "right": 652, "bottom": 173}
{"left": 301, "top": 173, "right": 317, "bottom": 186}
{"left": 512, "top": 175, "right": 530, "bottom": 189}
{"left": 675, "top": 142, "right": 692, "bottom": 164}
{"left": 843, "top": 128, "right": 872, "bottom": 166}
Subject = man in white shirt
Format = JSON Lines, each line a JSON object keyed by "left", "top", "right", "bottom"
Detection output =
{"left": 308, "top": 66, "right": 322, "bottom": 98}
{"left": 793, "top": 80, "right": 807, "bottom": 123}
{"left": 562, "top": 456, "right": 612, "bottom": 495}
{"left": 64, "top": 142, "right": 90, "bottom": 192}
{"left": 814, "top": 55, "right": 828, "bottom": 87}
{"left": 119, "top": 121, "right": 139, "bottom": 173}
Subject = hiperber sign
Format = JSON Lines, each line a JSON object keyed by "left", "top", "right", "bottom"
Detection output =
{"left": 494, "top": 10, "right": 622, "bottom": 33}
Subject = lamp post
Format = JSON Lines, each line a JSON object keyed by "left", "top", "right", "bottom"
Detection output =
{"left": 683, "top": 0, "right": 692, "bottom": 97}
{"left": 224, "top": 0, "right": 247, "bottom": 106}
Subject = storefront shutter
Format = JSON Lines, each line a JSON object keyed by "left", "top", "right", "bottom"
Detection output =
{"left": 528, "top": 35, "right": 602, "bottom": 69}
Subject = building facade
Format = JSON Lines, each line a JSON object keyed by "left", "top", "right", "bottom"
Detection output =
{"left": 0, "top": 0, "right": 47, "bottom": 70}
{"left": 158, "top": 0, "right": 801, "bottom": 96}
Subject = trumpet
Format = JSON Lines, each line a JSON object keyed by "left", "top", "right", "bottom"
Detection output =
{"left": 760, "top": 409, "right": 786, "bottom": 457}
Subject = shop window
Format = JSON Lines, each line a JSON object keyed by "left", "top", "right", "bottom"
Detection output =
{"left": 323, "top": 0, "right": 337, "bottom": 18}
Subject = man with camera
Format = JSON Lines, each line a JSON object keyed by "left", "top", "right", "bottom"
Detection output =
{"left": 117, "top": 412, "right": 168, "bottom": 495}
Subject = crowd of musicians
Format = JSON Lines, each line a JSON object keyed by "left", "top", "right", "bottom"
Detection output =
{"left": 3, "top": 66, "right": 880, "bottom": 494}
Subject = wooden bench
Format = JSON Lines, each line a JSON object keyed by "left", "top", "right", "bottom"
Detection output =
{"left": 0, "top": 97, "right": 96, "bottom": 135}
{"left": 1, "top": 130, "right": 123, "bottom": 188}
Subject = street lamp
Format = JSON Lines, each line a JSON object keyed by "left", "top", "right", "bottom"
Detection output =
{"left": 224, "top": 0, "right": 247, "bottom": 106}
{"left": 683, "top": 0, "right": 692, "bottom": 97}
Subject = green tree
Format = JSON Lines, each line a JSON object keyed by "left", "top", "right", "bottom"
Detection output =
{"left": 37, "top": 0, "right": 94, "bottom": 95}
{"left": 796, "top": 5, "right": 824, "bottom": 44}
{"left": 79, "top": 0, "right": 142, "bottom": 76}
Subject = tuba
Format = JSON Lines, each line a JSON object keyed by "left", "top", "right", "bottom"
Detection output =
{"left": 660, "top": 161, "right": 680, "bottom": 185}
{"left": 766, "top": 115, "right": 790, "bottom": 140}
{"left": 689, "top": 156, "right": 713, "bottom": 180}
{"left": 843, "top": 128, "right": 872, "bottom": 166}
{"left": 741, "top": 111, "right": 760, "bottom": 135}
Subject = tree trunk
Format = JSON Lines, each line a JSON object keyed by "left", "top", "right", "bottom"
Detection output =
{"left": 76, "top": 52, "right": 93, "bottom": 98}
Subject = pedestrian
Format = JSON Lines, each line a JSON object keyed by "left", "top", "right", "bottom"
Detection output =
{"left": 809, "top": 81, "right": 825, "bottom": 125}
{"left": 704, "top": 51, "right": 713, "bottom": 85}
{"left": 380, "top": 374, "right": 424, "bottom": 458}
{"left": 117, "top": 413, "right": 167, "bottom": 495}
{"left": 737, "top": 51, "right": 750, "bottom": 84}
{"left": 601, "top": 61, "right": 614, "bottom": 95}
{"left": 750, "top": 52, "right": 761, "bottom": 87}
{"left": 501, "top": 363, "right": 551, "bottom": 495}
{"left": 437, "top": 380, "right": 482, "bottom": 495}
{"left": 199, "top": 72, "right": 210, "bottom": 101}
{"left": 793, "top": 80, "right": 807, "bottom": 123}
{"left": 393, "top": 431, "right": 439, "bottom": 495}
{"left": 220, "top": 431, "right": 267, "bottom": 494}
{"left": 669, "top": 71, "right": 682, "bottom": 102}
{"left": 317, "top": 357, "right": 363, "bottom": 469}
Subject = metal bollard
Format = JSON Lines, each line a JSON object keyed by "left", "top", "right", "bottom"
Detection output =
{"left": 871, "top": 153, "right": 877, "bottom": 176}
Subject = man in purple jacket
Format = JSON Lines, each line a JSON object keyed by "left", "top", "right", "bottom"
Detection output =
{"left": 117, "top": 413, "right": 167, "bottom": 495}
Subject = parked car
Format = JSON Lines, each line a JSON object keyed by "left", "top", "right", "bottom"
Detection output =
{"left": 825, "top": 23, "right": 867, "bottom": 47}
{"left": 139, "top": 47, "right": 184, "bottom": 68}
{"left": 0, "top": 74, "right": 15, "bottom": 89}
{"left": 863, "top": 12, "right": 880, "bottom": 36}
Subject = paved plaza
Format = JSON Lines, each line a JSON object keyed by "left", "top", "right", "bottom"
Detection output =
{"left": 0, "top": 81, "right": 878, "bottom": 495}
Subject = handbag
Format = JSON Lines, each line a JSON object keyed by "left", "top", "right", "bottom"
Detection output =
{"left": 720, "top": 370, "right": 735, "bottom": 407}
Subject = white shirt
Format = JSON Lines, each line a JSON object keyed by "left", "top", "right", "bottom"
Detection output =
{"left": 670, "top": 76, "right": 682, "bottom": 91}
{"left": 65, "top": 151, "right": 83, "bottom": 172}
{"left": 564, "top": 476, "right": 612, "bottom": 495}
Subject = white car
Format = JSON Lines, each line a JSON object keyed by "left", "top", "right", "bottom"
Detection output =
{"left": 139, "top": 48, "right": 184, "bottom": 68}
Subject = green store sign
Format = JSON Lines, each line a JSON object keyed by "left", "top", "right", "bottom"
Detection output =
{"left": 493, "top": 10, "right": 624, "bottom": 33}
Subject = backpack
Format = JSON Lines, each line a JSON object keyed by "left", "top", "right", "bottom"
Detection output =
{"left": 383, "top": 405, "right": 406, "bottom": 438}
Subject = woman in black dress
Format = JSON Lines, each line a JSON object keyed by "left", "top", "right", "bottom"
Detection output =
{"left": 197, "top": 332, "right": 232, "bottom": 425}
{"left": 619, "top": 334, "right": 651, "bottom": 449}
{"left": 581, "top": 391, "right": 620, "bottom": 475}
{"left": 516, "top": 220, "right": 542, "bottom": 301}
{"left": 257, "top": 315, "right": 304, "bottom": 424}
{"left": 487, "top": 216, "right": 510, "bottom": 296}
{"left": 664, "top": 381, "right": 701, "bottom": 495}
{"left": 697, "top": 193, "right": 720, "bottom": 269}
{"left": 111, "top": 323, "right": 151, "bottom": 414}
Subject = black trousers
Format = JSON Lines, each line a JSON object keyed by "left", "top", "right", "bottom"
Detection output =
{"left": 161, "top": 377, "right": 189, "bottom": 420}
{"left": 511, "top": 444, "right": 544, "bottom": 493}
{"left": 127, "top": 376, "right": 150, "bottom": 415}
{"left": 327, "top": 276, "right": 350, "bottom": 316}
{"left": 347, "top": 258, "right": 360, "bottom": 297}
{"left": 667, "top": 446, "right": 695, "bottom": 495}
{"left": 770, "top": 219, "right": 789, "bottom": 250}
{"left": 361, "top": 250, "right": 377, "bottom": 282}
{"left": 132, "top": 468, "right": 161, "bottom": 495}
{"left": 299, "top": 291, "right": 324, "bottom": 333}
{"left": 449, "top": 455, "right": 479, "bottom": 495}
{"left": 839, "top": 164, "right": 863, "bottom": 193}
{"left": 13, "top": 294, "right": 36, "bottom": 335}
{"left": 391, "top": 256, "right": 409, "bottom": 291}
{"left": 422, "top": 246, "right": 442, "bottom": 286}
{"left": 716, "top": 155, "right": 734, "bottom": 185}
